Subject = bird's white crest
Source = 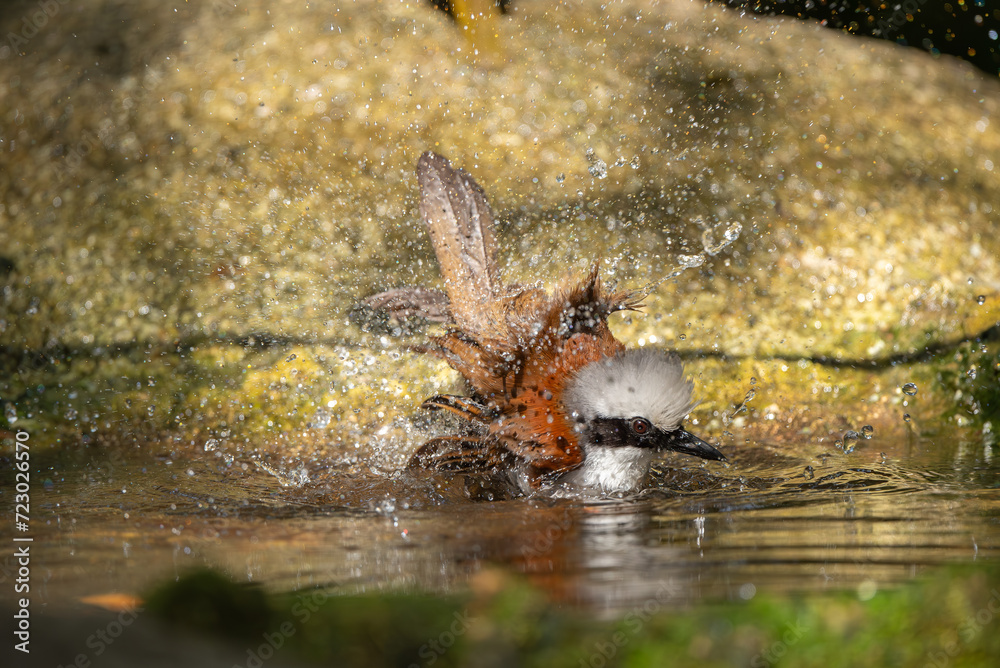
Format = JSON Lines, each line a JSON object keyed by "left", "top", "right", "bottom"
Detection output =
{"left": 562, "top": 349, "right": 697, "bottom": 431}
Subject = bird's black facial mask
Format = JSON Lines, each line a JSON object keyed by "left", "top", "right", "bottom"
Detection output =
{"left": 585, "top": 417, "right": 726, "bottom": 462}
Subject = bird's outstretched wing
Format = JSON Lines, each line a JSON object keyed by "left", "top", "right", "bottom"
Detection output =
{"left": 417, "top": 151, "right": 501, "bottom": 338}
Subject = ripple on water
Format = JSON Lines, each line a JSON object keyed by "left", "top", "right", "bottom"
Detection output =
{"left": 25, "top": 438, "right": 1000, "bottom": 611}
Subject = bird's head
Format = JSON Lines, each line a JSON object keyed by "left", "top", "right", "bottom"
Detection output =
{"left": 562, "top": 349, "right": 726, "bottom": 463}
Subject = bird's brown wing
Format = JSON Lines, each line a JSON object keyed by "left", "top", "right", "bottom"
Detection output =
{"left": 420, "top": 394, "right": 496, "bottom": 422}
{"left": 417, "top": 151, "right": 501, "bottom": 338}
{"left": 407, "top": 436, "right": 511, "bottom": 472}
{"left": 360, "top": 286, "right": 452, "bottom": 323}
{"left": 488, "top": 326, "right": 625, "bottom": 473}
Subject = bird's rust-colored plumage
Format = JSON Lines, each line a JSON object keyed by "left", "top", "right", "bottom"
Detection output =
{"left": 366, "top": 152, "right": 642, "bottom": 483}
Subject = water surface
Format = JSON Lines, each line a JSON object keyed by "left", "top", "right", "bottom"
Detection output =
{"left": 18, "top": 433, "right": 999, "bottom": 614}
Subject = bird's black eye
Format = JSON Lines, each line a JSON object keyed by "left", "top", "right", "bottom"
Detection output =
{"left": 629, "top": 417, "right": 651, "bottom": 435}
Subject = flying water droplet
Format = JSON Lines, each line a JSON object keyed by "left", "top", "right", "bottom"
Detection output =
{"left": 731, "top": 388, "right": 755, "bottom": 418}
{"left": 310, "top": 408, "right": 332, "bottom": 429}
{"left": 677, "top": 253, "right": 705, "bottom": 269}
{"left": 861, "top": 425, "right": 874, "bottom": 440}
{"left": 588, "top": 160, "right": 608, "bottom": 179}
{"left": 804, "top": 465, "right": 815, "bottom": 480}
{"left": 976, "top": 295, "right": 986, "bottom": 305}
{"left": 723, "top": 222, "right": 742, "bottom": 242}
{"left": 204, "top": 438, "right": 218, "bottom": 452}
{"left": 4, "top": 403, "right": 17, "bottom": 424}
{"left": 901, "top": 383, "right": 918, "bottom": 396}
{"left": 374, "top": 498, "right": 396, "bottom": 515}
{"left": 701, "top": 221, "right": 742, "bottom": 256}
{"left": 903, "top": 413, "right": 911, "bottom": 422}
{"left": 842, "top": 430, "right": 860, "bottom": 453}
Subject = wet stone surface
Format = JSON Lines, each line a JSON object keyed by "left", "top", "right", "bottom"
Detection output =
{"left": 1, "top": 0, "right": 997, "bottom": 458}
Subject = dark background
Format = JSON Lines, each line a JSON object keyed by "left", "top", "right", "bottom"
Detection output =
{"left": 711, "top": 0, "right": 1000, "bottom": 77}
{"left": 429, "top": 0, "right": 1000, "bottom": 77}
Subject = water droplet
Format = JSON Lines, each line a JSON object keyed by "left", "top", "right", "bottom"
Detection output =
{"left": 861, "top": 425, "right": 874, "bottom": 440}
{"left": 147, "top": 405, "right": 156, "bottom": 416}
{"left": 976, "top": 295, "right": 986, "bottom": 305}
{"left": 967, "top": 367, "right": 977, "bottom": 380}
{"left": 630, "top": 156, "right": 640, "bottom": 169}
{"left": 204, "top": 438, "right": 218, "bottom": 452}
{"left": 903, "top": 413, "right": 911, "bottom": 422}
{"left": 556, "top": 173, "right": 565, "bottom": 183}
{"left": 842, "top": 430, "right": 860, "bottom": 453}
{"left": 588, "top": 160, "right": 608, "bottom": 179}
{"left": 901, "top": 383, "right": 918, "bottom": 396}
{"left": 677, "top": 253, "right": 705, "bottom": 269}
{"left": 310, "top": 408, "right": 332, "bottom": 429}
{"left": 65, "top": 408, "right": 78, "bottom": 420}
{"left": 4, "top": 403, "right": 17, "bottom": 424}
{"left": 723, "top": 222, "right": 742, "bottom": 242}
{"left": 804, "top": 465, "right": 815, "bottom": 480}
{"left": 286, "top": 353, "right": 297, "bottom": 362}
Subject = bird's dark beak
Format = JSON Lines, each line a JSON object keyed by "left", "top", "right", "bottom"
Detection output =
{"left": 658, "top": 428, "right": 727, "bottom": 462}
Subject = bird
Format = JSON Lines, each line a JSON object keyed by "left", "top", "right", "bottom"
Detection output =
{"left": 363, "top": 151, "right": 726, "bottom": 496}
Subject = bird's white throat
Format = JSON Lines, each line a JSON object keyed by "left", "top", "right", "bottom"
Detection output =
{"left": 558, "top": 445, "right": 656, "bottom": 494}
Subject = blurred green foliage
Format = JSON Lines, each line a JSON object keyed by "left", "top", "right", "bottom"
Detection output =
{"left": 146, "top": 563, "right": 1000, "bottom": 668}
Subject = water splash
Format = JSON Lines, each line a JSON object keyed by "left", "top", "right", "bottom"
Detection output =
{"left": 701, "top": 221, "right": 743, "bottom": 256}
{"left": 841, "top": 430, "right": 860, "bottom": 454}
{"left": 585, "top": 148, "right": 608, "bottom": 179}
{"left": 731, "top": 388, "right": 757, "bottom": 419}
{"left": 309, "top": 408, "right": 332, "bottom": 429}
